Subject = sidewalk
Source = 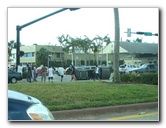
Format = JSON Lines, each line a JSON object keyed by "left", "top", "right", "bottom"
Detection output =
{"left": 51, "top": 102, "right": 158, "bottom": 120}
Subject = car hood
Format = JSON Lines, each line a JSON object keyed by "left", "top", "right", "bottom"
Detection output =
{"left": 8, "top": 90, "right": 42, "bottom": 104}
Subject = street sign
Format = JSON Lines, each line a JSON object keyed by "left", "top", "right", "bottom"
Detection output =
{"left": 144, "top": 32, "right": 152, "bottom": 36}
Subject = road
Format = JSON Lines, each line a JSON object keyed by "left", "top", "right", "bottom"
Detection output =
{"left": 20, "top": 73, "right": 98, "bottom": 83}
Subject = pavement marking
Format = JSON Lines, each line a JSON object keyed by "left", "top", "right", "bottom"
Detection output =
{"left": 108, "top": 112, "right": 158, "bottom": 120}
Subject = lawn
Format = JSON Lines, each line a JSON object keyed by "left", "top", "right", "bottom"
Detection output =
{"left": 8, "top": 81, "right": 158, "bottom": 111}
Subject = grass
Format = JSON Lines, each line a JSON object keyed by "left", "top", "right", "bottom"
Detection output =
{"left": 8, "top": 81, "right": 158, "bottom": 111}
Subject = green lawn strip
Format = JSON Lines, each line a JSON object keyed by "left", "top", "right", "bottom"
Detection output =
{"left": 8, "top": 81, "right": 158, "bottom": 111}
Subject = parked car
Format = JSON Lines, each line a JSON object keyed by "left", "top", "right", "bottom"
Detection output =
{"left": 8, "top": 69, "right": 22, "bottom": 83}
{"left": 8, "top": 89, "right": 55, "bottom": 120}
{"left": 129, "top": 63, "right": 158, "bottom": 73}
{"left": 119, "top": 64, "right": 137, "bottom": 73}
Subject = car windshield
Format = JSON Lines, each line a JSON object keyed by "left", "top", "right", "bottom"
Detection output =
{"left": 140, "top": 64, "right": 148, "bottom": 69}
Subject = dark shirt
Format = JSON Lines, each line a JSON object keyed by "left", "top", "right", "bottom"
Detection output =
{"left": 71, "top": 66, "right": 75, "bottom": 75}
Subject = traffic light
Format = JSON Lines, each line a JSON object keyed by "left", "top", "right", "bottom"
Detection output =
{"left": 136, "top": 31, "right": 154, "bottom": 36}
{"left": 136, "top": 31, "right": 144, "bottom": 35}
{"left": 18, "top": 51, "right": 24, "bottom": 57}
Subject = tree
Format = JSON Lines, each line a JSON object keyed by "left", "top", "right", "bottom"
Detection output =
{"left": 78, "top": 36, "right": 92, "bottom": 65}
{"left": 113, "top": 8, "right": 121, "bottom": 83}
{"left": 133, "top": 38, "right": 142, "bottom": 43}
{"left": 36, "top": 48, "right": 50, "bottom": 66}
{"left": 8, "top": 40, "right": 16, "bottom": 62}
{"left": 58, "top": 34, "right": 81, "bottom": 65}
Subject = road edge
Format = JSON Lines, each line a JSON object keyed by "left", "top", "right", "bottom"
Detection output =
{"left": 51, "top": 102, "right": 158, "bottom": 120}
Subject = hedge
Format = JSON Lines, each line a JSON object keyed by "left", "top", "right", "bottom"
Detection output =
{"left": 120, "top": 72, "right": 158, "bottom": 85}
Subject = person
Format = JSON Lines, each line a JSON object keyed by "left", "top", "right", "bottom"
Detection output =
{"left": 70, "top": 64, "right": 76, "bottom": 82}
{"left": 94, "top": 65, "right": 100, "bottom": 80}
{"left": 48, "top": 66, "right": 54, "bottom": 82}
{"left": 58, "top": 67, "right": 65, "bottom": 82}
{"left": 32, "top": 64, "right": 37, "bottom": 81}
{"left": 124, "top": 64, "right": 129, "bottom": 74}
{"left": 17, "top": 63, "right": 23, "bottom": 77}
{"left": 26, "top": 64, "right": 32, "bottom": 83}
{"left": 41, "top": 65, "right": 47, "bottom": 82}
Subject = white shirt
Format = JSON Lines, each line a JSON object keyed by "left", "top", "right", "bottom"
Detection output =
{"left": 17, "top": 65, "right": 22, "bottom": 74}
{"left": 48, "top": 67, "right": 54, "bottom": 77}
{"left": 95, "top": 67, "right": 99, "bottom": 74}
{"left": 58, "top": 67, "right": 64, "bottom": 76}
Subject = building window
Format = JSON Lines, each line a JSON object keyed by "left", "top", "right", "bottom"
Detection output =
{"left": 32, "top": 52, "right": 34, "bottom": 57}
{"left": 57, "top": 53, "right": 60, "bottom": 58}
{"left": 23, "top": 52, "right": 34, "bottom": 57}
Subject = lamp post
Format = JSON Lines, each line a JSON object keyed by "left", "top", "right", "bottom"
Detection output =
{"left": 69, "top": 52, "right": 73, "bottom": 65}
{"left": 47, "top": 55, "right": 52, "bottom": 68}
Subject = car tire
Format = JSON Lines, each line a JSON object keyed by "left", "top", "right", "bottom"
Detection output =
{"left": 11, "top": 77, "right": 17, "bottom": 83}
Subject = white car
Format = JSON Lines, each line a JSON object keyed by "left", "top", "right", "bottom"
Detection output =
{"left": 119, "top": 64, "right": 137, "bottom": 73}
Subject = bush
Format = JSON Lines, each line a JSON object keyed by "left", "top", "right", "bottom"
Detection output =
{"left": 140, "top": 73, "right": 158, "bottom": 85}
{"left": 120, "top": 72, "right": 158, "bottom": 85}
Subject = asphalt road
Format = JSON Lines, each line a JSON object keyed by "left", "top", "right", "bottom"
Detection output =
{"left": 20, "top": 73, "right": 103, "bottom": 83}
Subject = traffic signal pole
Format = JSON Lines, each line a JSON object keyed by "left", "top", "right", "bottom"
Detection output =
{"left": 16, "top": 8, "right": 79, "bottom": 68}
{"left": 124, "top": 28, "right": 158, "bottom": 37}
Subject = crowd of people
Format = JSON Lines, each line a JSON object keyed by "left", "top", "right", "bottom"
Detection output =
{"left": 16, "top": 63, "right": 78, "bottom": 83}
{"left": 16, "top": 63, "right": 105, "bottom": 83}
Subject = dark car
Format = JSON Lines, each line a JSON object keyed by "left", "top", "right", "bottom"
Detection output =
{"left": 130, "top": 63, "right": 158, "bottom": 73}
{"left": 8, "top": 89, "right": 55, "bottom": 120}
{"left": 8, "top": 69, "right": 22, "bottom": 83}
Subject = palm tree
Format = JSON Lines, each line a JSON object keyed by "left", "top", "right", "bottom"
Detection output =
{"left": 72, "top": 36, "right": 92, "bottom": 65}
{"left": 113, "top": 8, "right": 121, "bottom": 83}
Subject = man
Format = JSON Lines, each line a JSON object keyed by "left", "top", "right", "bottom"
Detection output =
{"left": 26, "top": 64, "right": 32, "bottom": 83}
{"left": 94, "top": 65, "right": 100, "bottom": 80}
{"left": 58, "top": 67, "right": 64, "bottom": 82}
{"left": 17, "top": 63, "right": 23, "bottom": 76}
{"left": 41, "top": 65, "right": 47, "bottom": 82}
{"left": 70, "top": 65, "right": 76, "bottom": 82}
{"left": 32, "top": 64, "right": 37, "bottom": 81}
{"left": 48, "top": 66, "right": 54, "bottom": 82}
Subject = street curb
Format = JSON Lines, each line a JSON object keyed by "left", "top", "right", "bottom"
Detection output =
{"left": 51, "top": 102, "right": 158, "bottom": 120}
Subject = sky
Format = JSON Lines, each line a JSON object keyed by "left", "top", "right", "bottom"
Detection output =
{"left": 8, "top": 7, "right": 159, "bottom": 46}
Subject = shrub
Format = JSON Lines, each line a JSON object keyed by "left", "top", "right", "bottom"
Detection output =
{"left": 120, "top": 72, "right": 158, "bottom": 85}
{"left": 140, "top": 73, "right": 158, "bottom": 85}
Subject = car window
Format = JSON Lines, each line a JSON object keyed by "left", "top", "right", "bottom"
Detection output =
{"left": 140, "top": 64, "right": 148, "bottom": 69}
{"left": 8, "top": 69, "right": 14, "bottom": 73}
{"left": 119, "top": 65, "right": 125, "bottom": 68}
{"left": 148, "top": 65, "right": 154, "bottom": 69}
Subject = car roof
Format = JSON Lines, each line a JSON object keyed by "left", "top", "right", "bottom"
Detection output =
{"left": 8, "top": 90, "right": 41, "bottom": 104}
